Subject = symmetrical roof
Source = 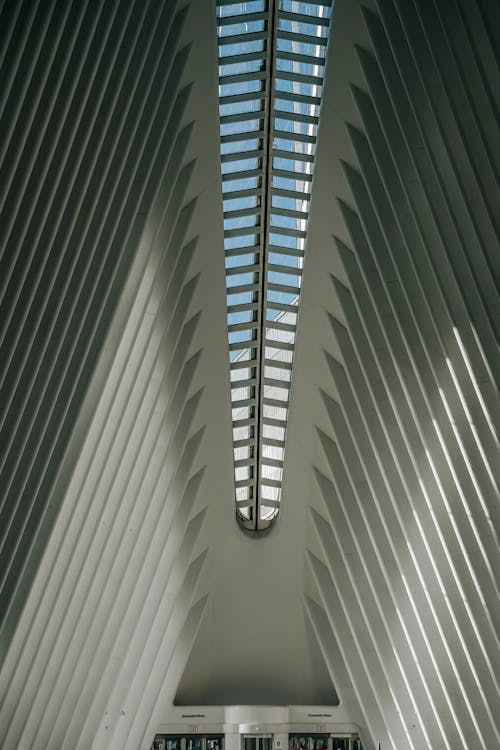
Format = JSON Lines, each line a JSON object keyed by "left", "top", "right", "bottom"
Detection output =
{"left": 0, "top": 1, "right": 498, "bottom": 749}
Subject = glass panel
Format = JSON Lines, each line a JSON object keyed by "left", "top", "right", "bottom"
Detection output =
{"left": 217, "top": 0, "right": 332, "bottom": 531}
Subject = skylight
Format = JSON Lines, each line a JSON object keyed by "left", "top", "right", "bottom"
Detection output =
{"left": 216, "top": 0, "right": 333, "bottom": 532}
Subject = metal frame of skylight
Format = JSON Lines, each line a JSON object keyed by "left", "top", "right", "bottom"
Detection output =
{"left": 217, "top": 0, "right": 332, "bottom": 533}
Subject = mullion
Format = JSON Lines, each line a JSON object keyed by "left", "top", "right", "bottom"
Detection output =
{"left": 273, "top": 128, "right": 315, "bottom": 143}
{"left": 268, "top": 267, "right": 302, "bottom": 281}
{"left": 264, "top": 357, "right": 293, "bottom": 370}
{"left": 260, "top": 479, "right": 282, "bottom": 490}
{"left": 216, "top": 0, "right": 266, "bottom": 7}
{"left": 223, "top": 187, "right": 264, "bottom": 200}
{"left": 227, "top": 284, "right": 260, "bottom": 300}
{"left": 234, "top": 435, "right": 257, "bottom": 448}
{"left": 232, "top": 395, "right": 257, "bottom": 408}
{"left": 268, "top": 247, "right": 304, "bottom": 258}
{"left": 266, "top": 301, "right": 298, "bottom": 314}
{"left": 262, "top": 434, "right": 287, "bottom": 447}
{"left": 222, "top": 149, "right": 263, "bottom": 162}
{"left": 274, "top": 89, "right": 321, "bottom": 105}
{"left": 279, "top": 0, "right": 332, "bottom": 6}
{"left": 232, "top": 358, "right": 259, "bottom": 372}
{"left": 219, "top": 50, "right": 269, "bottom": 66}
{"left": 276, "top": 49, "right": 325, "bottom": 66}
{"left": 272, "top": 167, "right": 313, "bottom": 181}
{"left": 220, "top": 109, "right": 266, "bottom": 125}
{"left": 270, "top": 205, "right": 308, "bottom": 218}
{"left": 221, "top": 130, "right": 265, "bottom": 144}
{"left": 234, "top": 456, "right": 256, "bottom": 469}
{"left": 274, "top": 109, "right": 318, "bottom": 124}
{"left": 277, "top": 29, "right": 328, "bottom": 46}
{"left": 265, "top": 321, "right": 297, "bottom": 334}
{"left": 219, "top": 70, "right": 268, "bottom": 85}
{"left": 263, "top": 395, "right": 291, "bottom": 408}
{"left": 272, "top": 148, "right": 314, "bottom": 163}
{"left": 225, "top": 263, "right": 260, "bottom": 276}
{"left": 276, "top": 69, "right": 324, "bottom": 86}
{"left": 261, "top": 413, "right": 288, "bottom": 426}
{"left": 272, "top": 186, "right": 310, "bottom": 200}
{"left": 218, "top": 30, "right": 268, "bottom": 46}
{"left": 217, "top": 11, "right": 269, "bottom": 26}
{"left": 279, "top": 9, "right": 330, "bottom": 26}
{"left": 267, "top": 280, "right": 301, "bottom": 294}
{"left": 224, "top": 204, "right": 262, "bottom": 218}
{"left": 222, "top": 167, "right": 262, "bottom": 181}
{"left": 235, "top": 475, "right": 256, "bottom": 487}
{"left": 227, "top": 302, "right": 259, "bottom": 314}
{"left": 225, "top": 241, "right": 262, "bottom": 256}
{"left": 224, "top": 226, "right": 261, "bottom": 239}
{"left": 220, "top": 90, "right": 265, "bottom": 105}
{"left": 217, "top": 0, "right": 267, "bottom": 5}
{"left": 269, "top": 227, "right": 307, "bottom": 241}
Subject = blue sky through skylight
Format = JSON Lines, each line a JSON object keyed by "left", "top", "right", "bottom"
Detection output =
{"left": 217, "top": 0, "right": 333, "bottom": 529}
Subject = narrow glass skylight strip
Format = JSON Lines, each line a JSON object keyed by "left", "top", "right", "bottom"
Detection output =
{"left": 217, "top": 0, "right": 332, "bottom": 532}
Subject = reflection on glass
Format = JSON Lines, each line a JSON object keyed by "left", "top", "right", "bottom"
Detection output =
{"left": 290, "top": 737, "right": 361, "bottom": 750}
{"left": 152, "top": 736, "right": 224, "bottom": 750}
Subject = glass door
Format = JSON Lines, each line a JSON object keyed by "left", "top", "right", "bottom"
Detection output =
{"left": 153, "top": 736, "right": 224, "bottom": 750}
{"left": 243, "top": 735, "right": 273, "bottom": 750}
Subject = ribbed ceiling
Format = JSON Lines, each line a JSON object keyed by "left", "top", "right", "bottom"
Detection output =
{"left": 0, "top": 1, "right": 498, "bottom": 749}
{"left": 0, "top": 0, "right": 231, "bottom": 747}
{"left": 294, "top": 0, "right": 499, "bottom": 747}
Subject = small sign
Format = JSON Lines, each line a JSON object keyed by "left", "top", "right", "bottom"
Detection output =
{"left": 315, "top": 725, "right": 326, "bottom": 733}
{"left": 190, "top": 726, "right": 199, "bottom": 733}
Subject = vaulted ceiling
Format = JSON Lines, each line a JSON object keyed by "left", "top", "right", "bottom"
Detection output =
{"left": 0, "top": 1, "right": 498, "bottom": 749}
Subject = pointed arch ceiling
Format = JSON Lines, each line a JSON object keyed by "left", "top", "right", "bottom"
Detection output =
{"left": 0, "top": 1, "right": 498, "bottom": 749}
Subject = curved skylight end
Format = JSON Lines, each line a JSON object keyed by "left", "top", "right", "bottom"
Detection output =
{"left": 216, "top": 0, "right": 333, "bottom": 533}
